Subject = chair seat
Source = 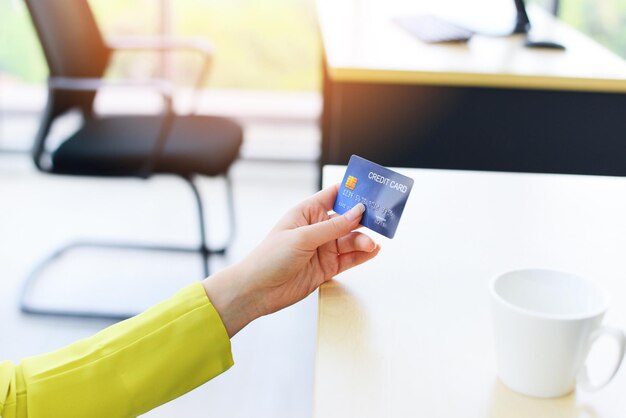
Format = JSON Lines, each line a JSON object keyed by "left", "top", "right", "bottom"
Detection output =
{"left": 51, "top": 115, "right": 242, "bottom": 177}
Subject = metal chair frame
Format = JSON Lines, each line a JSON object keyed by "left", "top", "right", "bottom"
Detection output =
{"left": 20, "top": 175, "right": 236, "bottom": 321}
{"left": 21, "top": 0, "right": 238, "bottom": 320}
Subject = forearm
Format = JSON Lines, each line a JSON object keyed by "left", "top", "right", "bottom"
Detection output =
{"left": 1, "top": 283, "right": 233, "bottom": 418}
{"left": 202, "top": 264, "right": 263, "bottom": 338}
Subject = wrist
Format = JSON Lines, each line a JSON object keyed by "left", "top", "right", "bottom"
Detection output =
{"left": 202, "top": 263, "right": 262, "bottom": 338}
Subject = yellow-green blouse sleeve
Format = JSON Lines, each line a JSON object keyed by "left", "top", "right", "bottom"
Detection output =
{"left": 0, "top": 282, "right": 233, "bottom": 418}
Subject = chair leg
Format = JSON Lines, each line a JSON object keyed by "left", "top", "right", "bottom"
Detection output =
{"left": 214, "top": 174, "right": 237, "bottom": 253}
{"left": 19, "top": 243, "right": 117, "bottom": 319}
{"left": 184, "top": 176, "right": 211, "bottom": 278}
{"left": 182, "top": 173, "right": 237, "bottom": 277}
{"left": 19, "top": 175, "right": 236, "bottom": 321}
{"left": 19, "top": 241, "right": 207, "bottom": 321}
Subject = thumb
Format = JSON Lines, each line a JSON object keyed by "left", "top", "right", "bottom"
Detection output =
{"left": 298, "top": 203, "right": 365, "bottom": 248}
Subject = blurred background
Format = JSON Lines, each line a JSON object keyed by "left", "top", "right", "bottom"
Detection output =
{"left": 1, "top": 0, "right": 626, "bottom": 417}
{"left": 0, "top": 0, "right": 321, "bottom": 160}
{"left": 1, "top": 0, "right": 320, "bottom": 90}
{"left": 2, "top": 0, "right": 626, "bottom": 153}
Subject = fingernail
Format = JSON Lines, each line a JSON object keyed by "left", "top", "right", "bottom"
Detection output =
{"left": 345, "top": 203, "right": 365, "bottom": 222}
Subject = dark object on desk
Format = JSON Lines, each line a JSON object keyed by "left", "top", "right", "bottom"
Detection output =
{"left": 514, "top": 0, "right": 566, "bottom": 50}
{"left": 395, "top": 15, "right": 473, "bottom": 44}
{"left": 525, "top": 39, "right": 566, "bottom": 50}
{"left": 23, "top": 0, "right": 243, "bottom": 320}
{"left": 513, "top": 0, "right": 531, "bottom": 34}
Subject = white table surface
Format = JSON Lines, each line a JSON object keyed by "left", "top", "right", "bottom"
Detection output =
{"left": 315, "top": 165, "right": 626, "bottom": 418}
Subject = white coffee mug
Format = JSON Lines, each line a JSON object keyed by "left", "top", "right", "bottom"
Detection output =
{"left": 490, "top": 269, "right": 626, "bottom": 398}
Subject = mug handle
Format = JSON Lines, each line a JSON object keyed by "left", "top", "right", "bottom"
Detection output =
{"left": 578, "top": 326, "right": 626, "bottom": 392}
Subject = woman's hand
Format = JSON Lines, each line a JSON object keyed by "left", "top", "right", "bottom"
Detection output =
{"left": 203, "top": 184, "right": 381, "bottom": 337}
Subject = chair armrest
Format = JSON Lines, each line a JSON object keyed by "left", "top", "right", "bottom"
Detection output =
{"left": 107, "top": 37, "right": 214, "bottom": 92}
{"left": 48, "top": 77, "right": 173, "bottom": 111}
{"left": 107, "top": 37, "right": 214, "bottom": 58}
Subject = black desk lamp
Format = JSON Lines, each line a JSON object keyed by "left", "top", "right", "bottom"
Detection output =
{"left": 514, "top": 0, "right": 565, "bottom": 50}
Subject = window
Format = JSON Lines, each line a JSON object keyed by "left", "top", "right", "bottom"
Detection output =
{"left": 0, "top": 0, "right": 320, "bottom": 91}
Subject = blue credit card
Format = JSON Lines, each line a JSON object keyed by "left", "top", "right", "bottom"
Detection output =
{"left": 333, "top": 155, "right": 414, "bottom": 239}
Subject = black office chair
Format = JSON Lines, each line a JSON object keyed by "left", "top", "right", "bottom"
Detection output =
{"left": 22, "top": 0, "right": 243, "bottom": 319}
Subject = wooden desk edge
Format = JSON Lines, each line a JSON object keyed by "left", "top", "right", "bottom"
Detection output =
{"left": 327, "top": 67, "right": 626, "bottom": 94}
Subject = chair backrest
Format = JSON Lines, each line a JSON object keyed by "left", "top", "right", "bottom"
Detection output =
{"left": 24, "top": 0, "right": 113, "bottom": 169}
{"left": 24, "top": 0, "right": 111, "bottom": 78}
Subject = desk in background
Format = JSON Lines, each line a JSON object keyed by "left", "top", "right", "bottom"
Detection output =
{"left": 315, "top": 165, "right": 626, "bottom": 418}
{"left": 317, "top": 1, "right": 626, "bottom": 176}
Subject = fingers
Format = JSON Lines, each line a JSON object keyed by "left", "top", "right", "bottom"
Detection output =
{"left": 337, "top": 231, "right": 377, "bottom": 254}
{"left": 336, "top": 244, "right": 381, "bottom": 275}
{"left": 298, "top": 203, "right": 365, "bottom": 249}
{"left": 329, "top": 212, "right": 365, "bottom": 231}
